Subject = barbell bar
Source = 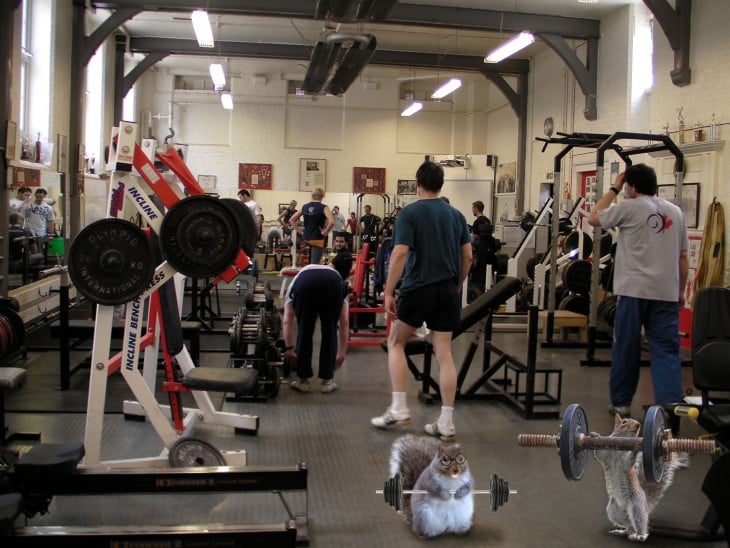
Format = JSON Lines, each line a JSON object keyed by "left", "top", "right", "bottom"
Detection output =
{"left": 377, "top": 473, "right": 516, "bottom": 513}
{"left": 517, "top": 404, "right": 716, "bottom": 483}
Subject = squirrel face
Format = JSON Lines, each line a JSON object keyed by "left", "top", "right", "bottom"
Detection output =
{"left": 436, "top": 445, "right": 468, "bottom": 478}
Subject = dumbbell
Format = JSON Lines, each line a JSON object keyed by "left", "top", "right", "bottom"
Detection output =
{"left": 518, "top": 404, "right": 716, "bottom": 483}
{"left": 377, "top": 473, "right": 516, "bottom": 513}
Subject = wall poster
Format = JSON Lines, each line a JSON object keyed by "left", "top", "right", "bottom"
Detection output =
{"left": 657, "top": 182, "right": 700, "bottom": 229}
{"left": 397, "top": 179, "right": 417, "bottom": 195}
{"left": 495, "top": 161, "right": 516, "bottom": 195}
{"left": 239, "top": 163, "right": 273, "bottom": 190}
{"left": 299, "top": 158, "right": 326, "bottom": 191}
{"left": 353, "top": 166, "right": 386, "bottom": 194}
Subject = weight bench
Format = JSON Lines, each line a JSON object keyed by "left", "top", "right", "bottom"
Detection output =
{"left": 0, "top": 367, "right": 40, "bottom": 445}
{"left": 381, "top": 276, "right": 562, "bottom": 419}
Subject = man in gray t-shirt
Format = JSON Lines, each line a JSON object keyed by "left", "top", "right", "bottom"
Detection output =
{"left": 588, "top": 163, "right": 688, "bottom": 417}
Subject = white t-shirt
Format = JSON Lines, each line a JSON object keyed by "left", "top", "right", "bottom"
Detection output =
{"left": 25, "top": 201, "right": 56, "bottom": 237}
{"left": 245, "top": 199, "right": 263, "bottom": 218}
{"left": 598, "top": 195, "right": 688, "bottom": 301}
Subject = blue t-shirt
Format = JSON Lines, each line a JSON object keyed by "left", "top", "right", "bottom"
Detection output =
{"left": 302, "top": 201, "right": 326, "bottom": 241}
{"left": 394, "top": 199, "right": 471, "bottom": 295}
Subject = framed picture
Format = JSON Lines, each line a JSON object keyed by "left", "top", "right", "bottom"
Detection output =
{"left": 495, "top": 161, "right": 516, "bottom": 195}
{"left": 658, "top": 182, "right": 700, "bottom": 229}
{"left": 239, "top": 162, "right": 273, "bottom": 190}
{"left": 299, "top": 158, "right": 326, "bottom": 191}
{"left": 353, "top": 166, "right": 386, "bottom": 194}
{"left": 5, "top": 120, "right": 17, "bottom": 161}
{"left": 397, "top": 179, "right": 417, "bottom": 195}
{"left": 198, "top": 174, "right": 217, "bottom": 190}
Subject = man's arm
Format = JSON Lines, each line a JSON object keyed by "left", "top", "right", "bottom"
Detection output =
{"left": 282, "top": 301, "right": 298, "bottom": 367}
{"left": 335, "top": 299, "right": 349, "bottom": 369}
{"left": 459, "top": 242, "right": 473, "bottom": 288}
{"left": 289, "top": 210, "right": 303, "bottom": 234}
{"left": 384, "top": 243, "right": 408, "bottom": 318}
{"left": 678, "top": 249, "right": 689, "bottom": 308}
{"left": 321, "top": 206, "right": 335, "bottom": 236}
{"left": 588, "top": 172, "right": 624, "bottom": 227}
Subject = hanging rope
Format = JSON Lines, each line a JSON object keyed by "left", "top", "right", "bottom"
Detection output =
{"left": 692, "top": 198, "right": 725, "bottom": 307}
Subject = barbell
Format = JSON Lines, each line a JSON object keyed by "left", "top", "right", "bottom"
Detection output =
{"left": 377, "top": 472, "right": 516, "bottom": 513}
{"left": 518, "top": 404, "right": 716, "bottom": 483}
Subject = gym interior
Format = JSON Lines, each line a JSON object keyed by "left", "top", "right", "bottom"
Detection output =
{"left": 1, "top": 1, "right": 729, "bottom": 546}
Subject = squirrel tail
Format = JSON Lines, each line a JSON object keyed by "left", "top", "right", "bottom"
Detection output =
{"left": 390, "top": 435, "right": 439, "bottom": 491}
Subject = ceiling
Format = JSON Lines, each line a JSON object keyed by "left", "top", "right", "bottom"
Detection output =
{"left": 88, "top": 0, "right": 640, "bottom": 83}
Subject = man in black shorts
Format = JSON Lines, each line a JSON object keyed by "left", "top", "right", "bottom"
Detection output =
{"left": 371, "top": 161, "right": 472, "bottom": 441}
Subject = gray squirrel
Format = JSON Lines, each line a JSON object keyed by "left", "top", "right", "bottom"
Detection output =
{"left": 591, "top": 414, "right": 685, "bottom": 542}
{"left": 389, "top": 434, "right": 474, "bottom": 538}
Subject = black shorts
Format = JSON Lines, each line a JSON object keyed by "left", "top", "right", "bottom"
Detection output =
{"left": 397, "top": 280, "right": 461, "bottom": 332}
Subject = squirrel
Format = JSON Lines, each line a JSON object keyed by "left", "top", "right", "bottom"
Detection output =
{"left": 389, "top": 434, "right": 474, "bottom": 538}
{"left": 591, "top": 413, "right": 685, "bottom": 542}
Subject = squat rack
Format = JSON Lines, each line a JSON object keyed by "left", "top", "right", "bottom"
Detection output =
{"left": 536, "top": 131, "right": 684, "bottom": 362}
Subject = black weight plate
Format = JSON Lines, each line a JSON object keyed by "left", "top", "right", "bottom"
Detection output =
{"left": 221, "top": 197, "right": 257, "bottom": 258}
{"left": 561, "top": 259, "right": 592, "bottom": 295}
{"left": 558, "top": 294, "right": 589, "bottom": 316}
{"left": 160, "top": 195, "right": 240, "bottom": 278}
{"left": 562, "top": 230, "right": 593, "bottom": 258}
{"left": 560, "top": 403, "right": 589, "bottom": 481}
{"left": 599, "top": 232, "right": 613, "bottom": 257}
{"left": 642, "top": 405, "right": 667, "bottom": 483}
{"left": 520, "top": 211, "right": 537, "bottom": 233}
{"left": 68, "top": 219, "right": 155, "bottom": 306}
{"left": 526, "top": 253, "right": 544, "bottom": 281}
{"left": 168, "top": 437, "right": 227, "bottom": 467}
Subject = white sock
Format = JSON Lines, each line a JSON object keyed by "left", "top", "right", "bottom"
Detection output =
{"left": 439, "top": 406, "right": 454, "bottom": 428}
{"left": 391, "top": 392, "right": 408, "bottom": 414}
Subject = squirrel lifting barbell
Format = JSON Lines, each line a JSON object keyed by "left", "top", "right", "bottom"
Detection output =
{"left": 377, "top": 473, "right": 517, "bottom": 513}
{"left": 518, "top": 403, "right": 716, "bottom": 483}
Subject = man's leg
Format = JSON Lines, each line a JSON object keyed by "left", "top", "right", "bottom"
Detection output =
{"left": 644, "top": 300, "right": 683, "bottom": 405}
{"left": 610, "top": 296, "right": 643, "bottom": 412}
{"left": 371, "top": 318, "right": 417, "bottom": 428}
{"left": 317, "top": 285, "right": 344, "bottom": 381}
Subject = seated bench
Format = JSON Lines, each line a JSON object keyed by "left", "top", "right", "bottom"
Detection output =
{"left": 48, "top": 319, "right": 202, "bottom": 389}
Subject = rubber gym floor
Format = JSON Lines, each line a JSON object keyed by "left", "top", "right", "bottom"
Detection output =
{"left": 3, "top": 273, "right": 725, "bottom": 547}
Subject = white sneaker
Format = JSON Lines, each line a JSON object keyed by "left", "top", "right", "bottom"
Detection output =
{"left": 320, "top": 379, "right": 338, "bottom": 394}
{"left": 424, "top": 420, "right": 456, "bottom": 442}
{"left": 370, "top": 409, "right": 411, "bottom": 429}
{"left": 290, "top": 378, "right": 310, "bottom": 393}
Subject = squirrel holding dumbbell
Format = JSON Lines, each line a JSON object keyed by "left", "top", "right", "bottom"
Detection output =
{"left": 389, "top": 435, "right": 474, "bottom": 538}
{"left": 591, "top": 413, "right": 686, "bottom": 542}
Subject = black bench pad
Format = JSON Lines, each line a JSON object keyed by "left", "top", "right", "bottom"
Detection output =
{"left": 0, "top": 493, "right": 22, "bottom": 535}
{"left": 13, "top": 442, "right": 85, "bottom": 479}
{"left": 182, "top": 367, "right": 258, "bottom": 394}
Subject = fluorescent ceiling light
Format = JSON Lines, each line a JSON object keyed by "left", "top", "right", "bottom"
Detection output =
{"left": 191, "top": 10, "right": 214, "bottom": 48}
{"left": 431, "top": 78, "right": 462, "bottom": 99}
{"left": 221, "top": 92, "right": 233, "bottom": 110}
{"left": 209, "top": 63, "right": 226, "bottom": 90}
{"left": 401, "top": 101, "right": 423, "bottom": 117}
{"left": 484, "top": 31, "right": 535, "bottom": 63}
{"left": 577, "top": 0, "right": 599, "bottom": 4}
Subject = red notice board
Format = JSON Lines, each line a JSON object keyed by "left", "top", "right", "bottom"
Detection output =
{"left": 680, "top": 235, "right": 703, "bottom": 349}
{"left": 239, "top": 163, "right": 273, "bottom": 190}
{"left": 353, "top": 166, "right": 386, "bottom": 194}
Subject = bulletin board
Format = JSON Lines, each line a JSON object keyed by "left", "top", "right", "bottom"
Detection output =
{"left": 353, "top": 166, "right": 386, "bottom": 194}
{"left": 239, "top": 163, "right": 273, "bottom": 190}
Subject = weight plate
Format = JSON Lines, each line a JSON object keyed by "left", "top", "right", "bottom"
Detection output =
{"left": 561, "top": 230, "right": 593, "bottom": 258}
{"left": 560, "top": 403, "right": 589, "bottom": 481}
{"left": 267, "top": 365, "right": 282, "bottom": 398}
{"left": 642, "top": 405, "right": 667, "bottom": 483}
{"left": 520, "top": 211, "right": 537, "bottom": 233}
{"left": 221, "top": 197, "right": 257, "bottom": 258}
{"left": 561, "top": 259, "right": 592, "bottom": 295}
{"left": 160, "top": 195, "right": 241, "bottom": 278}
{"left": 558, "top": 294, "right": 589, "bottom": 316}
{"left": 0, "top": 307, "right": 26, "bottom": 353}
{"left": 68, "top": 219, "right": 155, "bottom": 306}
{"left": 168, "top": 437, "right": 227, "bottom": 467}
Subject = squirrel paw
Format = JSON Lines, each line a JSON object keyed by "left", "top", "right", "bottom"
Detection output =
{"left": 608, "top": 527, "right": 629, "bottom": 536}
{"left": 628, "top": 533, "right": 649, "bottom": 542}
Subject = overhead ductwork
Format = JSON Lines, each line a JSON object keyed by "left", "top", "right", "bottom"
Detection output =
{"left": 302, "top": 33, "right": 377, "bottom": 96}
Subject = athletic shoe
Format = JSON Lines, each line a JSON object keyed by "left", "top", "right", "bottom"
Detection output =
{"left": 371, "top": 409, "right": 411, "bottom": 429}
{"left": 608, "top": 405, "right": 631, "bottom": 416}
{"left": 424, "top": 420, "right": 456, "bottom": 442}
{"left": 320, "top": 379, "right": 338, "bottom": 394}
{"left": 290, "top": 378, "right": 310, "bottom": 393}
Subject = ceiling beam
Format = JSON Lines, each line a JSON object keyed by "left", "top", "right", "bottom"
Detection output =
{"left": 129, "top": 37, "right": 529, "bottom": 75}
{"left": 643, "top": 0, "right": 692, "bottom": 86}
{"left": 89, "top": 0, "right": 600, "bottom": 39}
